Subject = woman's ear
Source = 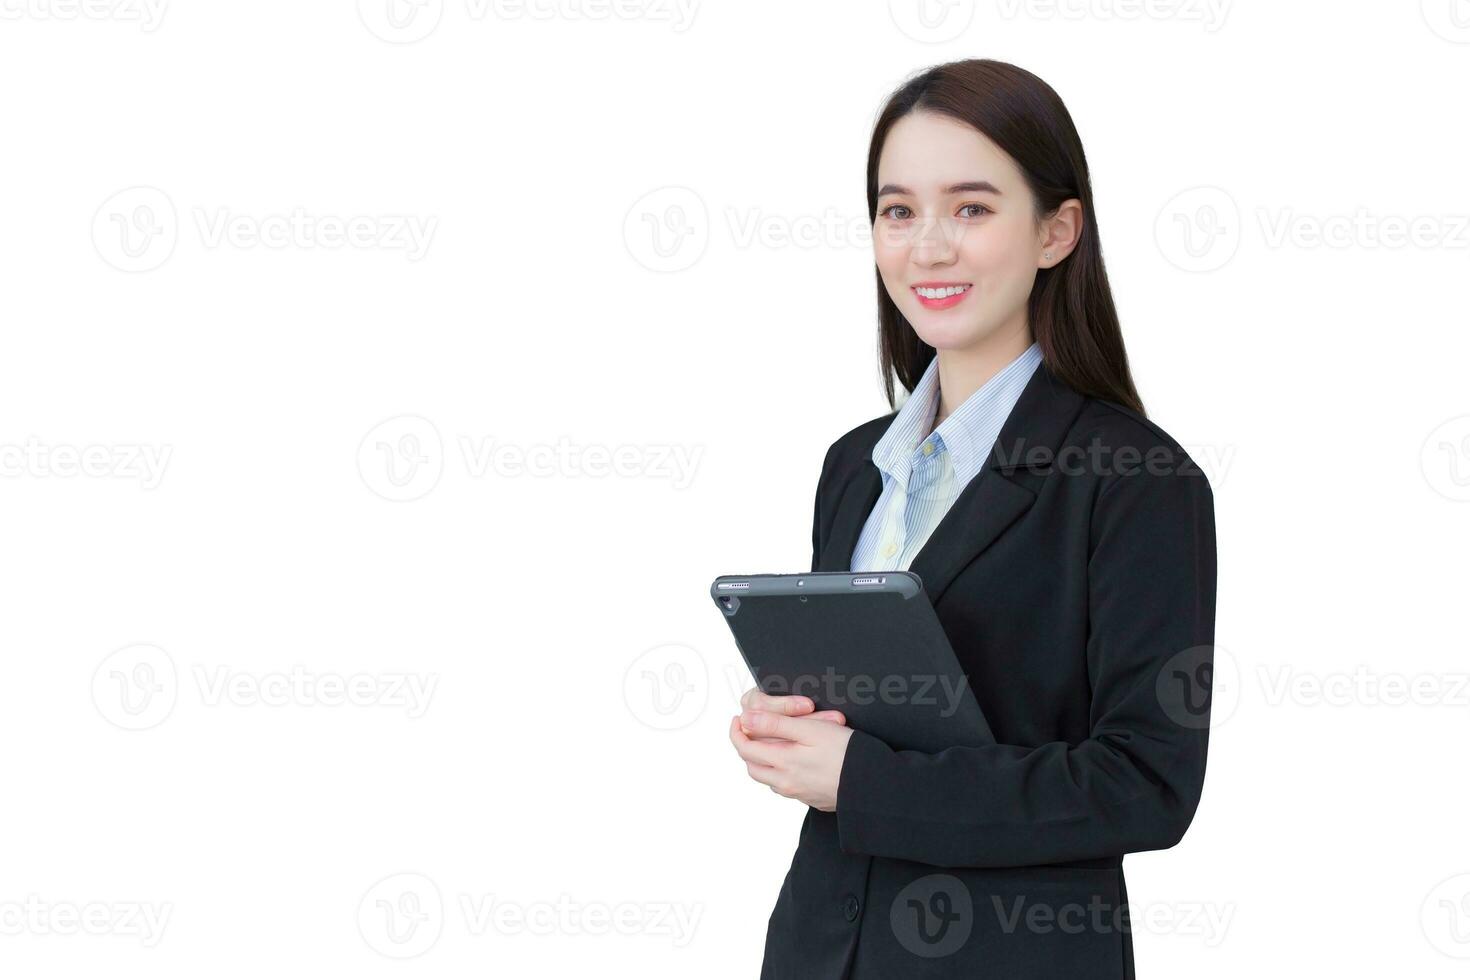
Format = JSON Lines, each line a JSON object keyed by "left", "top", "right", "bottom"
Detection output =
{"left": 1039, "top": 198, "right": 1084, "bottom": 267}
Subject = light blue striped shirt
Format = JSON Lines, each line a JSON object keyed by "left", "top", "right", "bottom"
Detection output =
{"left": 850, "top": 342, "right": 1043, "bottom": 572}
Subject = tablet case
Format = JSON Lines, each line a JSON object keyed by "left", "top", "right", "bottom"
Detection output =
{"left": 711, "top": 571, "right": 995, "bottom": 753}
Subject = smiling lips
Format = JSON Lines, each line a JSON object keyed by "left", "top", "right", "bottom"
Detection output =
{"left": 911, "top": 281, "right": 972, "bottom": 310}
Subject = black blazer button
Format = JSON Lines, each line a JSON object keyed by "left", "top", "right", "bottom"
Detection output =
{"left": 841, "top": 894, "right": 860, "bottom": 921}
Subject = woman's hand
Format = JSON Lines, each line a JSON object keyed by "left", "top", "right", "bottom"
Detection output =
{"left": 736, "top": 688, "right": 846, "bottom": 738}
{"left": 729, "top": 688, "right": 855, "bottom": 812}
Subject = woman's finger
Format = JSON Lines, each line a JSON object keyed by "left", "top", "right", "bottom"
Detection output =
{"left": 740, "top": 710, "right": 825, "bottom": 745}
{"left": 729, "top": 715, "right": 788, "bottom": 768}
{"left": 745, "top": 761, "right": 779, "bottom": 786}
{"left": 742, "top": 708, "right": 846, "bottom": 744}
{"left": 739, "top": 688, "right": 816, "bottom": 716}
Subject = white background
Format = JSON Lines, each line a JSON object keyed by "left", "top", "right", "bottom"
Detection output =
{"left": 3, "top": 1, "right": 1469, "bottom": 976}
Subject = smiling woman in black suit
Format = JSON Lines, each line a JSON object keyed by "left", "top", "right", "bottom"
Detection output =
{"left": 727, "top": 59, "right": 1218, "bottom": 979}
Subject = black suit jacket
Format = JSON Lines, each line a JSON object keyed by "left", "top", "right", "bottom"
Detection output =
{"left": 760, "top": 360, "right": 1217, "bottom": 979}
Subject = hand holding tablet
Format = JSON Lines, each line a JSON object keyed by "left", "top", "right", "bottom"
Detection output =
{"left": 711, "top": 570, "right": 995, "bottom": 753}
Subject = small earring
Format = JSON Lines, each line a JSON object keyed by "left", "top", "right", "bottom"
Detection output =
{"left": 1044, "top": 251, "right": 1052, "bottom": 261}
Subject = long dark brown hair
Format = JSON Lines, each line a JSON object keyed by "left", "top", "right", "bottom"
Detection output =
{"left": 869, "top": 59, "right": 1144, "bottom": 416}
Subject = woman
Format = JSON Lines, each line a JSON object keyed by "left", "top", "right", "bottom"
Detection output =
{"left": 727, "top": 59, "right": 1218, "bottom": 978}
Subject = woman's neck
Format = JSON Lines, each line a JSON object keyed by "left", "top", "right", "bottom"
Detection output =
{"left": 932, "top": 325, "right": 1033, "bottom": 432}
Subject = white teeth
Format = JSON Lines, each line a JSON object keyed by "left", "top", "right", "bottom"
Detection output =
{"left": 914, "top": 284, "right": 970, "bottom": 299}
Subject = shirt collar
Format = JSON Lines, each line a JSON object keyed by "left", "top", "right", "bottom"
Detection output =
{"left": 871, "top": 341, "right": 1043, "bottom": 490}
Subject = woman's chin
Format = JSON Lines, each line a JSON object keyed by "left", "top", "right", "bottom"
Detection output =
{"left": 910, "top": 320, "right": 987, "bottom": 352}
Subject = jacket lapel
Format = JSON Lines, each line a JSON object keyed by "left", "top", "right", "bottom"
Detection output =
{"left": 817, "top": 359, "right": 1086, "bottom": 606}
{"left": 815, "top": 462, "right": 883, "bottom": 574}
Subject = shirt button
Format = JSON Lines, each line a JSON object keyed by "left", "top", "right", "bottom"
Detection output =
{"left": 881, "top": 541, "right": 897, "bottom": 557}
{"left": 922, "top": 442, "right": 934, "bottom": 456}
{"left": 841, "top": 894, "right": 860, "bottom": 921}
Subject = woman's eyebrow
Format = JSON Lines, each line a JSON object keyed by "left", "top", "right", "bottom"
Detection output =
{"left": 877, "top": 180, "right": 1002, "bottom": 197}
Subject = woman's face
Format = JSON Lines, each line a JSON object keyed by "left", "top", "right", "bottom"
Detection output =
{"left": 873, "top": 110, "right": 1053, "bottom": 353}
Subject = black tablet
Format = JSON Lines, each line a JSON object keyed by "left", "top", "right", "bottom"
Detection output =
{"left": 710, "top": 570, "right": 994, "bottom": 753}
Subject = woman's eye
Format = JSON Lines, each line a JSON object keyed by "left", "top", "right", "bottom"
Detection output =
{"left": 880, "top": 203, "right": 988, "bottom": 220}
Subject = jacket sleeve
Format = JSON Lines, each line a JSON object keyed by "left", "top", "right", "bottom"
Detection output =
{"left": 833, "top": 453, "right": 1217, "bottom": 868}
{"left": 811, "top": 465, "right": 822, "bottom": 573}
{"left": 811, "top": 440, "right": 837, "bottom": 573}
